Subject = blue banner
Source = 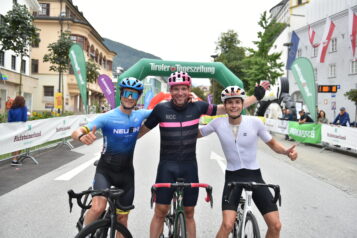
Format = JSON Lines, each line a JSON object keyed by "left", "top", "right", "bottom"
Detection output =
{"left": 286, "top": 31, "right": 300, "bottom": 70}
{"left": 144, "top": 90, "right": 154, "bottom": 109}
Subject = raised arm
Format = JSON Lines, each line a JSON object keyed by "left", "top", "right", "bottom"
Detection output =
{"left": 71, "top": 126, "right": 97, "bottom": 145}
{"left": 138, "top": 125, "right": 152, "bottom": 139}
{"left": 266, "top": 138, "right": 297, "bottom": 161}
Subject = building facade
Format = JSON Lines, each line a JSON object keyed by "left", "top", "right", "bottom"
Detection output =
{"left": 31, "top": 0, "right": 116, "bottom": 113}
{"left": 0, "top": 0, "right": 41, "bottom": 113}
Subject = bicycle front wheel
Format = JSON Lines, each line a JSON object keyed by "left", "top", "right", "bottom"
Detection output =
{"left": 241, "top": 211, "right": 260, "bottom": 238}
{"left": 75, "top": 218, "right": 132, "bottom": 238}
{"left": 174, "top": 212, "right": 186, "bottom": 238}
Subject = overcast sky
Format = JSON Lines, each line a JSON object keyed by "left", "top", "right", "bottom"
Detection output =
{"left": 72, "top": 0, "right": 282, "bottom": 85}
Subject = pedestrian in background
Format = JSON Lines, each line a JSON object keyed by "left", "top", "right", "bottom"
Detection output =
{"left": 8, "top": 95, "right": 28, "bottom": 166}
{"left": 333, "top": 107, "right": 350, "bottom": 127}
{"left": 317, "top": 110, "right": 328, "bottom": 124}
{"left": 298, "top": 109, "right": 313, "bottom": 124}
{"left": 5, "top": 96, "right": 13, "bottom": 112}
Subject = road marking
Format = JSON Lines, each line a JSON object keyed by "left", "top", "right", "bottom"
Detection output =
{"left": 210, "top": 151, "right": 226, "bottom": 173}
{"left": 55, "top": 157, "right": 97, "bottom": 181}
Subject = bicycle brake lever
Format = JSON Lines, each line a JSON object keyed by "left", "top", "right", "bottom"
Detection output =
{"left": 67, "top": 190, "right": 74, "bottom": 212}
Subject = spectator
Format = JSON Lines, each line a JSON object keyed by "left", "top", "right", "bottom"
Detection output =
{"left": 317, "top": 110, "right": 328, "bottom": 124}
{"left": 333, "top": 107, "right": 350, "bottom": 127}
{"left": 5, "top": 96, "right": 13, "bottom": 112}
{"left": 8, "top": 95, "right": 28, "bottom": 166}
{"left": 280, "top": 108, "right": 294, "bottom": 140}
{"left": 298, "top": 109, "right": 313, "bottom": 124}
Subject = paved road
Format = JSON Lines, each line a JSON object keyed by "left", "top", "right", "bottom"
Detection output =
{"left": 0, "top": 127, "right": 357, "bottom": 237}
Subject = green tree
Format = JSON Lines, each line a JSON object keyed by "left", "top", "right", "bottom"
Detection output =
{"left": 344, "top": 89, "right": 357, "bottom": 124}
{"left": 212, "top": 30, "right": 246, "bottom": 103}
{"left": 86, "top": 60, "right": 100, "bottom": 83}
{"left": 243, "top": 11, "right": 286, "bottom": 94}
{"left": 0, "top": 4, "right": 40, "bottom": 95}
{"left": 191, "top": 86, "right": 206, "bottom": 102}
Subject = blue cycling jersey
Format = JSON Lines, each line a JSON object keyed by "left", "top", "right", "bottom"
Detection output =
{"left": 87, "top": 108, "right": 151, "bottom": 155}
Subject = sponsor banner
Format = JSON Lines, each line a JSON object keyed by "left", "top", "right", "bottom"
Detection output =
{"left": 0, "top": 114, "right": 99, "bottom": 154}
{"left": 199, "top": 115, "right": 227, "bottom": 125}
{"left": 69, "top": 44, "right": 87, "bottom": 111}
{"left": 288, "top": 122, "right": 321, "bottom": 144}
{"left": 321, "top": 124, "right": 357, "bottom": 150}
{"left": 291, "top": 58, "right": 317, "bottom": 122}
{"left": 265, "top": 119, "right": 288, "bottom": 134}
{"left": 98, "top": 74, "right": 115, "bottom": 109}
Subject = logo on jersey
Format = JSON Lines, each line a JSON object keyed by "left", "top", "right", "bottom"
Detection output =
{"left": 113, "top": 126, "right": 140, "bottom": 134}
{"left": 166, "top": 114, "right": 176, "bottom": 120}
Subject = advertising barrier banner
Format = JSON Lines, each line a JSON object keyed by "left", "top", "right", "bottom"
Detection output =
{"left": 321, "top": 124, "right": 357, "bottom": 150}
{"left": 0, "top": 114, "right": 99, "bottom": 154}
{"left": 288, "top": 122, "right": 321, "bottom": 144}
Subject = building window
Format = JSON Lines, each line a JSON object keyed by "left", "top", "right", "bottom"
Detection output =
{"left": 314, "top": 68, "right": 317, "bottom": 80}
{"left": 39, "top": 3, "right": 50, "bottom": 16}
{"left": 31, "top": 59, "right": 39, "bottom": 73}
{"left": 351, "top": 60, "right": 357, "bottom": 74}
{"left": 0, "top": 51, "right": 4, "bottom": 67}
{"left": 330, "top": 38, "right": 337, "bottom": 52}
{"left": 70, "top": 35, "right": 86, "bottom": 49}
{"left": 328, "top": 64, "right": 336, "bottom": 78}
{"left": 43, "top": 86, "right": 54, "bottom": 97}
{"left": 297, "top": 48, "right": 302, "bottom": 57}
{"left": 11, "top": 55, "right": 16, "bottom": 70}
{"left": 0, "top": 15, "right": 5, "bottom": 26}
{"left": 21, "top": 59, "right": 26, "bottom": 73}
{"left": 312, "top": 47, "right": 318, "bottom": 58}
{"left": 107, "top": 60, "right": 112, "bottom": 71}
{"left": 32, "top": 33, "right": 40, "bottom": 48}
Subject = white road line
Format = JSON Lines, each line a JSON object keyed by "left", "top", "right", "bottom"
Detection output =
{"left": 55, "top": 157, "right": 97, "bottom": 181}
{"left": 210, "top": 151, "right": 226, "bottom": 173}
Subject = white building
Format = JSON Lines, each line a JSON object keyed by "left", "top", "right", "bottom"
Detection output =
{"left": 0, "top": 0, "right": 40, "bottom": 113}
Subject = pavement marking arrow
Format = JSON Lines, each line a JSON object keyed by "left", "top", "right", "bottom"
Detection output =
{"left": 210, "top": 151, "right": 226, "bottom": 173}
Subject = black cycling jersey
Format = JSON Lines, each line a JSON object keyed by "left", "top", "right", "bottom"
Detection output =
{"left": 144, "top": 100, "right": 217, "bottom": 161}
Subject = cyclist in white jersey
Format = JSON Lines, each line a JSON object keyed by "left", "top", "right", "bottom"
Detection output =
{"left": 198, "top": 86, "right": 297, "bottom": 238}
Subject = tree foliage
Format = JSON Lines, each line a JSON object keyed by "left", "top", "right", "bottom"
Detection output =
{"left": 191, "top": 86, "right": 206, "bottom": 102}
{"left": 0, "top": 4, "right": 40, "bottom": 57}
{"left": 86, "top": 60, "right": 100, "bottom": 84}
{"left": 344, "top": 89, "right": 357, "bottom": 105}
{"left": 243, "top": 11, "right": 286, "bottom": 94}
{"left": 43, "top": 32, "right": 73, "bottom": 73}
{"left": 212, "top": 30, "right": 246, "bottom": 103}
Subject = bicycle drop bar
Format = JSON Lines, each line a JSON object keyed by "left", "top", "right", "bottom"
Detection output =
{"left": 67, "top": 188, "right": 135, "bottom": 212}
{"left": 151, "top": 183, "right": 213, "bottom": 208}
{"left": 225, "top": 182, "right": 281, "bottom": 206}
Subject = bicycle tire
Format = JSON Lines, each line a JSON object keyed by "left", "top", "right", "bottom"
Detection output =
{"left": 76, "top": 187, "right": 92, "bottom": 231}
{"left": 174, "top": 212, "right": 186, "bottom": 238}
{"left": 240, "top": 211, "right": 260, "bottom": 238}
{"left": 75, "top": 218, "right": 132, "bottom": 238}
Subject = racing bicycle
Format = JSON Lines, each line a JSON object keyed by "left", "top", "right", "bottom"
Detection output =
{"left": 225, "top": 182, "right": 281, "bottom": 238}
{"left": 151, "top": 178, "right": 213, "bottom": 238}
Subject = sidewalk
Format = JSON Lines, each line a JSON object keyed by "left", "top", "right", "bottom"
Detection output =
{"left": 269, "top": 133, "right": 357, "bottom": 198}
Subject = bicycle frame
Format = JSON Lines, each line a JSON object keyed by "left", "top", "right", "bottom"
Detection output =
{"left": 236, "top": 189, "right": 254, "bottom": 238}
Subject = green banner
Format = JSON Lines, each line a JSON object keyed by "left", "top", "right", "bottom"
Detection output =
{"left": 288, "top": 122, "right": 321, "bottom": 144}
{"left": 291, "top": 57, "right": 317, "bottom": 122}
{"left": 69, "top": 44, "right": 87, "bottom": 112}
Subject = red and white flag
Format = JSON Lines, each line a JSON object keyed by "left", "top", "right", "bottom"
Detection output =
{"left": 317, "top": 17, "right": 335, "bottom": 63}
{"left": 308, "top": 25, "right": 320, "bottom": 48}
{"left": 349, "top": 9, "right": 357, "bottom": 58}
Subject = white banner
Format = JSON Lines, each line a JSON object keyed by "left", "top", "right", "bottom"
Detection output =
{"left": 0, "top": 114, "right": 99, "bottom": 154}
{"left": 321, "top": 124, "right": 357, "bottom": 150}
{"left": 265, "top": 119, "right": 289, "bottom": 134}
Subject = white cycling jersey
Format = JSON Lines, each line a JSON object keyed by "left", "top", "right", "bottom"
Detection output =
{"left": 200, "top": 115, "right": 272, "bottom": 171}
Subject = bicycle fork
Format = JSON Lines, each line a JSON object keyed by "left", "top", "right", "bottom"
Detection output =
{"left": 238, "top": 190, "right": 253, "bottom": 238}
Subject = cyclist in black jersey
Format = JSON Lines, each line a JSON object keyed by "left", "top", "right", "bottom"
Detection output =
{"left": 138, "top": 71, "right": 270, "bottom": 238}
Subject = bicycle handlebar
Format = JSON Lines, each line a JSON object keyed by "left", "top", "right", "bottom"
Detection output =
{"left": 67, "top": 188, "right": 135, "bottom": 213}
{"left": 151, "top": 183, "right": 213, "bottom": 208}
{"left": 225, "top": 182, "right": 281, "bottom": 206}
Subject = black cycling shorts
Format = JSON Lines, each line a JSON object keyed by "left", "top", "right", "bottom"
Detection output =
{"left": 93, "top": 157, "right": 134, "bottom": 209}
{"left": 155, "top": 160, "right": 199, "bottom": 207}
{"left": 222, "top": 169, "right": 278, "bottom": 215}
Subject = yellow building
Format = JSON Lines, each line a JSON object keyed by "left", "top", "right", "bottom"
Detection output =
{"left": 31, "top": 0, "right": 116, "bottom": 113}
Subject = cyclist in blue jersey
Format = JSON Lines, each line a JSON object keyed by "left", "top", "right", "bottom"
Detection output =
{"left": 199, "top": 86, "right": 297, "bottom": 238}
{"left": 138, "top": 71, "right": 270, "bottom": 238}
{"left": 71, "top": 77, "right": 151, "bottom": 230}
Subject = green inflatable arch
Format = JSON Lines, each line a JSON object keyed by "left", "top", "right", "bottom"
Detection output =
{"left": 116, "top": 58, "right": 243, "bottom": 105}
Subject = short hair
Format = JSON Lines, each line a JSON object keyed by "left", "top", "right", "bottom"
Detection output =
{"left": 340, "top": 107, "right": 346, "bottom": 111}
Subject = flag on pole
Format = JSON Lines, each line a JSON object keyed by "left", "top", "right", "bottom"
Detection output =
{"left": 286, "top": 31, "right": 300, "bottom": 70}
{"left": 308, "top": 25, "right": 320, "bottom": 48}
{"left": 317, "top": 17, "right": 335, "bottom": 63}
{"left": 349, "top": 9, "right": 357, "bottom": 58}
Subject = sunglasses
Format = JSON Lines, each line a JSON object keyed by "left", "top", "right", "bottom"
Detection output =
{"left": 122, "top": 90, "right": 139, "bottom": 100}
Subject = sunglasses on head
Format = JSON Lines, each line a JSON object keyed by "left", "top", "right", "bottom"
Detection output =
{"left": 122, "top": 90, "right": 139, "bottom": 100}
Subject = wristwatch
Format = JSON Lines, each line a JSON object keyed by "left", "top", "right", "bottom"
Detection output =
{"left": 78, "top": 133, "right": 86, "bottom": 141}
